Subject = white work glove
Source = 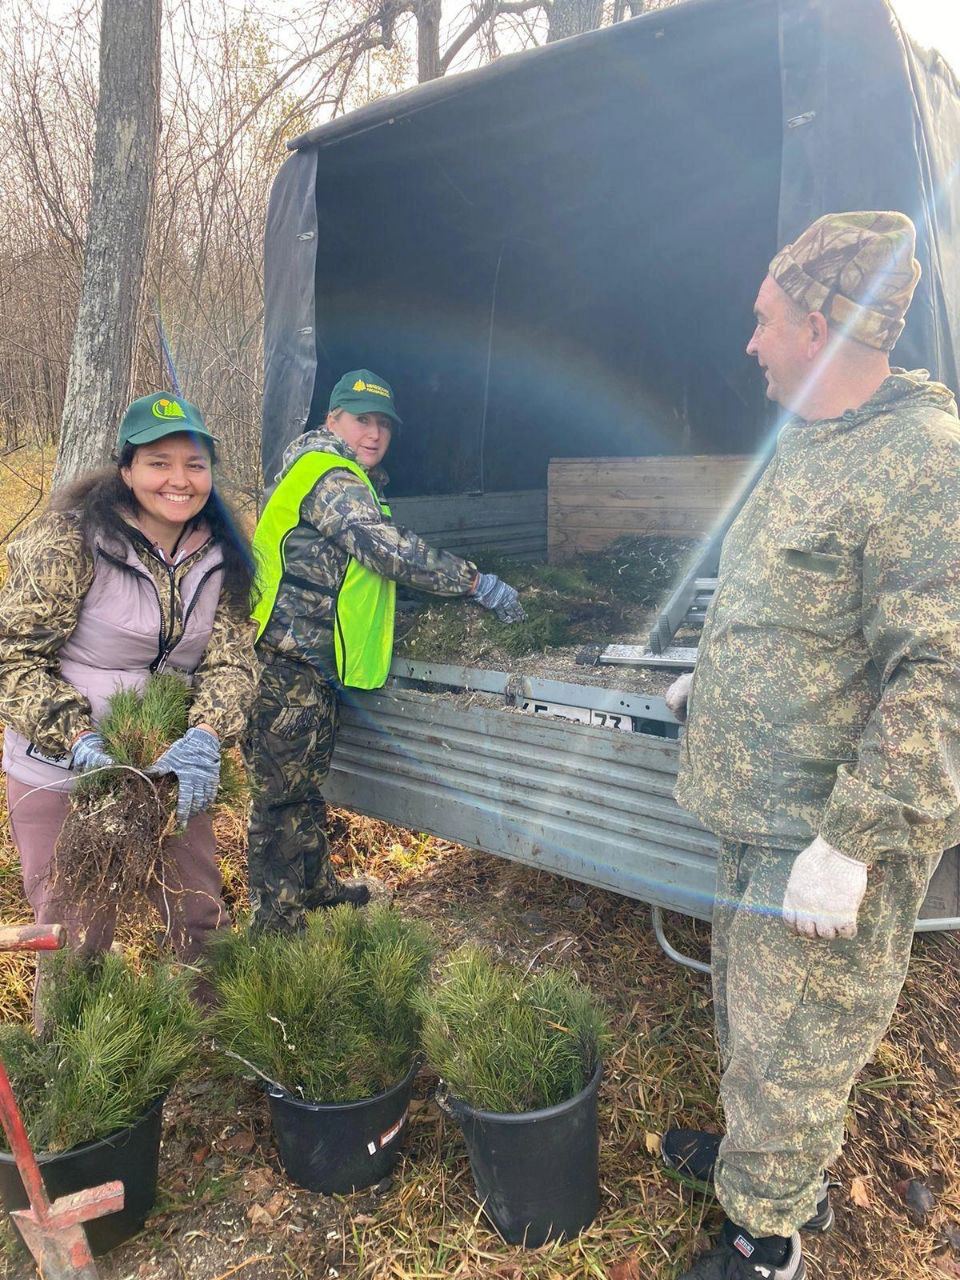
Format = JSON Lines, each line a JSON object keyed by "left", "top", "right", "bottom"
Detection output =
{"left": 664, "top": 671, "right": 694, "bottom": 722}
{"left": 782, "top": 836, "right": 868, "bottom": 941}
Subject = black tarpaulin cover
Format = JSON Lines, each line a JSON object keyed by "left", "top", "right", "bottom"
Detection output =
{"left": 261, "top": 0, "right": 960, "bottom": 493}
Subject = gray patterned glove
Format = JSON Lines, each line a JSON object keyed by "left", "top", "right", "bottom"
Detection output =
{"left": 71, "top": 731, "right": 118, "bottom": 772}
{"left": 148, "top": 727, "right": 221, "bottom": 827}
{"left": 471, "top": 573, "right": 526, "bottom": 624}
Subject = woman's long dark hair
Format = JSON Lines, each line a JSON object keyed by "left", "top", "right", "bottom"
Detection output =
{"left": 51, "top": 441, "right": 255, "bottom": 610}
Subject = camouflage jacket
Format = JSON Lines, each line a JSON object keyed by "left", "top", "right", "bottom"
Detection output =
{"left": 258, "top": 427, "right": 478, "bottom": 672}
{"left": 0, "top": 510, "right": 259, "bottom": 756}
{"left": 675, "top": 370, "right": 960, "bottom": 865}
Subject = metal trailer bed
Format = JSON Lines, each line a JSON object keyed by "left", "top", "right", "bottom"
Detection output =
{"left": 349, "top": 494, "right": 960, "bottom": 958}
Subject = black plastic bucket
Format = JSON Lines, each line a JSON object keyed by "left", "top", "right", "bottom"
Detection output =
{"left": 0, "top": 1094, "right": 164, "bottom": 1257}
{"left": 441, "top": 1062, "right": 602, "bottom": 1246}
{"left": 267, "top": 1056, "right": 421, "bottom": 1194}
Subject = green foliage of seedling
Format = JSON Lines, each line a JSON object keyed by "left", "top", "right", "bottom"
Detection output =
{"left": 0, "top": 950, "right": 199, "bottom": 1153}
{"left": 76, "top": 672, "right": 245, "bottom": 807}
{"left": 416, "top": 946, "right": 611, "bottom": 1113}
{"left": 210, "top": 905, "right": 435, "bottom": 1102}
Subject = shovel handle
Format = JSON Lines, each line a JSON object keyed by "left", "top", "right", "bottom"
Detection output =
{"left": 0, "top": 924, "right": 66, "bottom": 953}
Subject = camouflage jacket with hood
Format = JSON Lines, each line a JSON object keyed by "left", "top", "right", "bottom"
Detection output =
{"left": 0, "top": 509, "right": 258, "bottom": 759}
{"left": 675, "top": 370, "right": 960, "bottom": 866}
{"left": 258, "top": 426, "right": 479, "bottom": 673}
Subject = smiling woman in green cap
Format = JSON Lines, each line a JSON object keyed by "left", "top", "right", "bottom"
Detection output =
{"left": 247, "top": 368, "right": 524, "bottom": 933}
{"left": 0, "top": 391, "right": 259, "bottom": 973}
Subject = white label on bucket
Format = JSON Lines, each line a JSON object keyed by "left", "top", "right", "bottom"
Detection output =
{"left": 378, "top": 1107, "right": 408, "bottom": 1149}
{"left": 367, "top": 1140, "right": 377, "bottom": 1155}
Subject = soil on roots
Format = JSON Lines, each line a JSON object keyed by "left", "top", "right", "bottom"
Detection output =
{"left": 51, "top": 772, "right": 178, "bottom": 919}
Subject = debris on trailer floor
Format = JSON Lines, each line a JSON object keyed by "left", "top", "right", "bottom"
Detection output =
{"left": 396, "top": 535, "right": 698, "bottom": 693}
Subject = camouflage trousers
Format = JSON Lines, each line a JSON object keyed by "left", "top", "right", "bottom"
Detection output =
{"left": 244, "top": 649, "right": 341, "bottom": 933}
{"left": 711, "top": 840, "right": 934, "bottom": 1236}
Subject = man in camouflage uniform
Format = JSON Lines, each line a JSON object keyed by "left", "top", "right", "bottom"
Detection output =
{"left": 248, "top": 370, "right": 524, "bottom": 932}
{"left": 662, "top": 213, "right": 960, "bottom": 1280}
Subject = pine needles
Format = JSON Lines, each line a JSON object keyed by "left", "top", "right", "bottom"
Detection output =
{"left": 52, "top": 673, "right": 245, "bottom": 923}
{"left": 210, "top": 905, "right": 435, "bottom": 1102}
{"left": 416, "top": 946, "right": 611, "bottom": 1113}
{"left": 0, "top": 950, "right": 199, "bottom": 1153}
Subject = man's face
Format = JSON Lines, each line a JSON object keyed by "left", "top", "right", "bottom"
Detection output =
{"left": 328, "top": 410, "right": 393, "bottom": 469}
{"left": 746, "top": 275, "right": 811, "bottom": 411}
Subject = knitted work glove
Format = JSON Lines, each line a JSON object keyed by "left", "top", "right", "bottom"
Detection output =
{"left": 782, "top": 836, "right": 868, "bottom": 940}
{"left": 471, "top": 573, "right": 526, "bottom": 624}
{"left": 148, "top": 727, "right": 221, "bottom": 827}
{"left": 71, "top": 731, "right": 118, "bottom": 772}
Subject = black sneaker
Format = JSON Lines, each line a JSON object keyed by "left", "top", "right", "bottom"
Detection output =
{"left": 678, "top": 1231, "right": 804, "bottom": 1280}
{"left": 661, "top": 1130, "right": 834, "bottom": 1232}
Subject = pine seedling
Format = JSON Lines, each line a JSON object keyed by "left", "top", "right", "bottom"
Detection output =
{"left": 55, "top": 674, "right": 247, "bottom": 916}
{"left": 212, "top": 906, "right": 435, "bottom": 1102}
{"left": 416, "top": 945, "right": 612, "bottom": 1113}
{"left": 1, "top": 951, "right": 199, "bottom": 1153}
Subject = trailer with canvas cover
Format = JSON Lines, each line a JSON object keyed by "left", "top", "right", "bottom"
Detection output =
{"left": 260, "top": 0, "right": 960, "bottom": 946}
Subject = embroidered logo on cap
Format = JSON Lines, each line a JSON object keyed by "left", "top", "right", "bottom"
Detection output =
{"left": 151, "top": 397, "right": 187, "bottom": 420}
{"left": 351, "top": 379, "right": 390, "bottom": 398}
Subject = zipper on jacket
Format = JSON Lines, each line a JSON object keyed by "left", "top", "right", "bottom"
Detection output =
{"left": 153, "top": 563, "right": 223, "bottom": 673}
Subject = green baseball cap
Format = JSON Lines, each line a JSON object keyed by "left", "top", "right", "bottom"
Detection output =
{"left": 328, "top": 369, "right": 402, "bottom": 427}
{"left": 116, "top": 393, "right": 217, "bottom": 451}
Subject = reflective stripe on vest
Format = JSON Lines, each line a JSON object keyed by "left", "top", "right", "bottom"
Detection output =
{"left": 251, "top": 452, "right": 396, "bottom": 689}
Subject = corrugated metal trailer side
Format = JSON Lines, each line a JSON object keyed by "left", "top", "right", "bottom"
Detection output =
{"left": 324, "top": 661, "right": 959, "bottom": 941}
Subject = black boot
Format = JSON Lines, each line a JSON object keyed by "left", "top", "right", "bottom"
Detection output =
{"left": 678, "top": 1223, "right": 804, "bottom": 1280}
{"left": 661, "top": 1130, "right": 834, "bottom": 1232}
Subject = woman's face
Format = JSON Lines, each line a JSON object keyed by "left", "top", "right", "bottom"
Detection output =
{"left": 121, "top": 433, "right": 213, "bottom": 536}
{"left": 327, "top": 409, "right": 393, "bottom": 469}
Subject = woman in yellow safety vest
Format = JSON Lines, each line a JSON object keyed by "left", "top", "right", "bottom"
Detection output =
{"left": 247, "top": 369, "right": 524, "bottom": 933}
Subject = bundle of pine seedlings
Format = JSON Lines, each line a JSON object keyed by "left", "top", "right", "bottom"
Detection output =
{"left": 210, "top": 904, "right": 435, "bottom": 1101}
{"left": 0, "top": 950, "right": 199, "bottom": 1152}
{"left": 416, "top": 945, "right": 612, "bottom": 1112}
{"left": 396, "top": 535, "right": 696, "bottom": 663}
{"left": 52, "top": 673, "right": 243, "bottom": 914}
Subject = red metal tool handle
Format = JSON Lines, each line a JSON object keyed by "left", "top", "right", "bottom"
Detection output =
{"left": 0, "top": 924, "right": 66, "bottom": 953}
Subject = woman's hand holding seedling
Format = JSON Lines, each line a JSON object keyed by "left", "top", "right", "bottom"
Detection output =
{"left": 148, "top": 725, "right": 221, "bottom": 826}
{"left": 71, "top": 730, "right": 119, "bottom": 772}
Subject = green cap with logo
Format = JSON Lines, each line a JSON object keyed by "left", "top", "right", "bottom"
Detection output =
{"left": 328, "top": 369, "right": 402, "bottom": 427}
{"left": 116, "top": 393, "right": 217, "bottom": 451}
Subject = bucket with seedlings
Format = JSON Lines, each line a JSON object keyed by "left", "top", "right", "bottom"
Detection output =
{"left": 417, "top": 946, "right": 611, "bottom": 1247}
{"left": 210, "top": 904, "right": 434, "bottom": 1194}
{"left": 51, "top": 672, "right": 244, "bottom": 923}
{"left": 0, "top": 950, "right": 199, "bottom": 1255}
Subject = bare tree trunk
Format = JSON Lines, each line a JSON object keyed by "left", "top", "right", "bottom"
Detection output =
{"left": 546, "top": 0, "right": 603, "bottom": 41}
{"left": 415, "top": 0, "right": 443, "bottom": 81}
{"left": 54, "top": 0, "right": 161, "bottom": 486}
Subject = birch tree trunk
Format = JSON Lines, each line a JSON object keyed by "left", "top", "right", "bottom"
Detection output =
{"left": 54, "top": 0, "right": 161, "bottom": 486}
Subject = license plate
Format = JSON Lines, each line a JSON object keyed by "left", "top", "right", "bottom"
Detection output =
{"left": 519, "top": 699, "right": 634, "bottom": 732}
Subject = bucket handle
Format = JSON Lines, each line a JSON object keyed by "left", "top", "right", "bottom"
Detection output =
{"left": 435, "top": 1080, "right": 455, "bottom": 1117}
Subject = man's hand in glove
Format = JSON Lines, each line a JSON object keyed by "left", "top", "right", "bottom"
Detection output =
{"left": 148, "top": 726, "right": 221, "bottom": 827}
{"left": 782, "top": 835, "right": 868, "bottom": 941}
{"left": 665, "top": 671, "right": 694, "bottom": 722}
{"left": 471, "top": 573, "right": 526, "bottom": 624}
{"left": 71, "top": 731, "right": 118, "bottom": 772}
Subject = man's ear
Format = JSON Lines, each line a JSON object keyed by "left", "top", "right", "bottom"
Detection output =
{"left": 807, "top": 310, "right": 830, "bottom": 356}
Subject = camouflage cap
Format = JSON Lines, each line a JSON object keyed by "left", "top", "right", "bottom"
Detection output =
{"left": 769, "top": 211, "right": 921, "bottom": 351}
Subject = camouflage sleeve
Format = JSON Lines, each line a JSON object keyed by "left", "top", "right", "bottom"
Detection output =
{"left": 0, "top": 511, "right": 96, "bottom": 754}
{"left": 189, "top": 597, "right": 260, "bottom": 747}
{"left": 819, "top": 436, "right": 960, "bottom": 864}
{"left": 304, "top": 470, "right": 479, "bottom": 595}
